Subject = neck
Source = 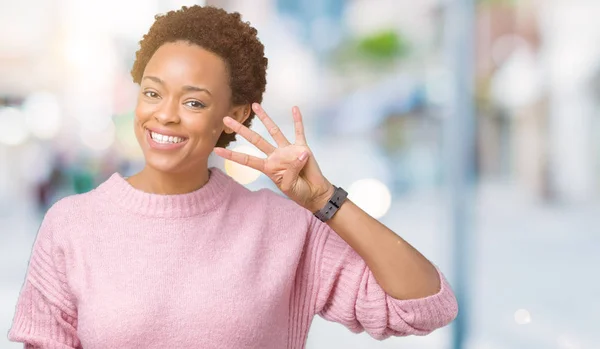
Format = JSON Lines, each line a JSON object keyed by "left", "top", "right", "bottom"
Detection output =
{"left": 128, "top": 164, "right": 210, "bottom": 195}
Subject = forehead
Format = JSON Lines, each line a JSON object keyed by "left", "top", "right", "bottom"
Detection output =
{"left": 143, "top": 41, "right": 228, "bottom": 87}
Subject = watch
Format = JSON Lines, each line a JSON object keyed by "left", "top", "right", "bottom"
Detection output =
{"left": 313, "top": 186, "right": 348, "bottom": 222}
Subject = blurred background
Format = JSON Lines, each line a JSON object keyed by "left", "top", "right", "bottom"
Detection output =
{"left": 1, "top": 0, "right": 599, "bottom": 348}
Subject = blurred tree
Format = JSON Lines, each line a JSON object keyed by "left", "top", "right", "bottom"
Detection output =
{"left": 356, "top": 30, "right": 408, "bottom": 61}
{"left": 330, "top": 29, "right": 410, "bottom": 71}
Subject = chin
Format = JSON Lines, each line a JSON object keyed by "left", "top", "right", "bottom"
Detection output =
{"left": 145, "top": 155, "right": 188, "bottom": 174}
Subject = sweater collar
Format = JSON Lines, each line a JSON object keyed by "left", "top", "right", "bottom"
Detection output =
{"left": 95, "top": 167, "right": 234, "bottom": 218}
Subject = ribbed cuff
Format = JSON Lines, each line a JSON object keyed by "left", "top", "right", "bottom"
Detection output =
{"left": 386, "top": 267, "right": 459, "bottom": 331}
{"left": 8, "top": 282, "right": 80, "bottom": 349}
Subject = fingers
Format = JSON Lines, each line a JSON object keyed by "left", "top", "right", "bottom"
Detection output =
{"left": 223, "top": 116, "right": 276, "bottom": 155}
{"left": 213, "top": 147, "right": 265, "bottom": 172}
{"left": 292, "top": 106, "right": 307, "bottom": 145}
{"left": 252, "top": 103, "right": 291, "bottom": 147}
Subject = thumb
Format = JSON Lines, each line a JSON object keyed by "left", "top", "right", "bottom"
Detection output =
{"left": 281, "top": 151, "right": 309, "bottom": 193}
{"left": 294, "top": 151, "right": 310, "bottom": 172}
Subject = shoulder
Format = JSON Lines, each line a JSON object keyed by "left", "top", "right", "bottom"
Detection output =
{"left": 244, "top": 188, "right": 338, "bottom": 260}
{"left": 252, "top": 187, "right": 311, "bottom": 217}
{"left": 44, "top": 193, "right": 88, "bottom": 218}
{"left": 231, "top": 184, "right": 313, "bottom": 226}
{"left": 45, "top": 188, "right": 101, "bottom": 221}
{"left": 246, "top": 189, "right": 336, "bottom": 242}
{"left": 39, "top": 187, "right": 103, "bottom": 241}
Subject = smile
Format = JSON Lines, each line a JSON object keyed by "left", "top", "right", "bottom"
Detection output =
{"left": 150, "top": 131, "right": 186, "bottom": 144}
{"left": 145, "top": 128, "right": 189, "bottom": 150}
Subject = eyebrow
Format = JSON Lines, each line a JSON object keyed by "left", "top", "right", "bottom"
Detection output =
{"left": 142, "top": 76, "right": 212, "bottom": 96}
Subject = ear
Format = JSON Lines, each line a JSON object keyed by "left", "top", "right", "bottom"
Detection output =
{"left": 223, "top": 104, "right": 252, "bottom": 134}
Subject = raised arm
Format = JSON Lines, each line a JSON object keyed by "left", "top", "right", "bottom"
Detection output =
{"left": 308, "top": 213, "right": 457, "bottom": 338}
{"left": 214, "top": 103, "right": 458, "bottom": 339}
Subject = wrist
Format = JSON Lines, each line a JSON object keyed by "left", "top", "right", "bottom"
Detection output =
{"left": 309, "top": 183, "right": 335, "bottom": 213}
{"left": 312, "top": 185, "right": 348, "bottom": 222}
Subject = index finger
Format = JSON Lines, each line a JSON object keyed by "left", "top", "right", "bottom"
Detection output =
{"left": 223, "top": 117, "right": 276, "bottom": 155}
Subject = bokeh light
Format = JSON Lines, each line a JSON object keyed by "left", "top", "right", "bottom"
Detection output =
{"left": 0, "top": 107, "right": 29, "bottom": 146}
{"left": 514, "top": 309, "right": 532, "bottom": 325}
{"left": 348, "top": 178, "right": 392, "bottom": 219}
{"left": 80, "top": 120, "right": 116, "bottom": 151}
{"left": 223, "top": 145, "right": 263, "bottom": 185}
{"left": 22, "top": 92, "right": 62, "bottom": 140}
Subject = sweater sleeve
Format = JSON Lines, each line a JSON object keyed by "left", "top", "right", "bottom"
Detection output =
{"left": 308, "top": 215, "right": 458, "bottom": 340}
{"left": 8, "top": 209, "right": 81, "bottom": 349}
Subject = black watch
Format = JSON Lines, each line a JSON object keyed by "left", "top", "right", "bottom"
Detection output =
{"left": 313, "top": 186, "right": 348, "bottom": 222}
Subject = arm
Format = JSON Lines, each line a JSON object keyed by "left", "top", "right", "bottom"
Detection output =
{"left": 8, "top": 208, "right": 82, "bottom": 349}
{"left": 311, "top": 188, "right": 442, "bottom": 300}
{"left": 9, "top": 282, "right": 81, "bottom": 349}
{"left": 309, "top": 212, "right": 457, "bottom": 339}
{"left": 215, "top": 103, "right": 458, "bottom": 337}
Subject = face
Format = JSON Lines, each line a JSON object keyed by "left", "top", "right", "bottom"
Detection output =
{"left": 134, "top": 40, "right": 248, "bottom": 175}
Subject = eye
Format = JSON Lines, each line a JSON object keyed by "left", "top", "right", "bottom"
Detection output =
{"left": 184, "top": 100, "right": 206, "bottom": 109}
{"left": 143, "top": 91, "right": 159, "bottom": 98}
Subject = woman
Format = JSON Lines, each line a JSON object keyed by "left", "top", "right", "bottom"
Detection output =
{"left": 8, "top": 5, "right": 457, "bottom": 349}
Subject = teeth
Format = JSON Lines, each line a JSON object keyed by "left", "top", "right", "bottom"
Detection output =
{"left": 150, "top": 131, "right": 185, "bottom": 144}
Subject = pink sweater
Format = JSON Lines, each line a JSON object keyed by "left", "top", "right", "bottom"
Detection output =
{"left": 8, "top": 167, "right": 457, "bottom": 349}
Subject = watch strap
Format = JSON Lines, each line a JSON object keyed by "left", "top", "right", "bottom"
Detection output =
{"left": 314, "top": 186, "right": 348, "bottom": 222}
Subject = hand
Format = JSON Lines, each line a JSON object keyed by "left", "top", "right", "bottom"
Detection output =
{"left": 213, "top": 103, "right": 334, "bottom": 213}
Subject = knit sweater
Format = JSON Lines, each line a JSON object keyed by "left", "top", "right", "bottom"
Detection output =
{"left": 8, "top": 167, "right": 458, "bottom": 349}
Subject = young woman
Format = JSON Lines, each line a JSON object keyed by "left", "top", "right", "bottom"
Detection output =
{"left": 8, "top": 5, "right": 458, "bottom": 349}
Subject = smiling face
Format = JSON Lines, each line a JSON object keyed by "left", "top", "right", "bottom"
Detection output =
{"left": 134, "top": 40, "right": 248, "bottom": 175}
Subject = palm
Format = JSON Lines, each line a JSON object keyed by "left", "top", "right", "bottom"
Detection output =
{"left": 263, "top": 145, "right": 313, "bottom": 205}
{"left": 213, "top": 104, "right": 332, "bottom": 211}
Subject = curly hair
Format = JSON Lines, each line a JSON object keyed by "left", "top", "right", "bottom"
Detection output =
{"left": 131, "top": 5, "right": 268, "bottom": 148}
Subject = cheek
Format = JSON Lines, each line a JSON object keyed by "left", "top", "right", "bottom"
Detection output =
{"left": 211, "top": 118, "right": 224, "bottom": 135}
{"left": 134, "top": 100, "right": 154, "bottom": 122}
{"left": 211, "top": 118, "right": 227, "bottom": 141}
{"left": 183, "top": 114, "right": 223, "bottom": 138}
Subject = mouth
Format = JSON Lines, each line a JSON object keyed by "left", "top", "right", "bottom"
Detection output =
{"left": 145, "top": 128, "right": 189, "bottom": 150}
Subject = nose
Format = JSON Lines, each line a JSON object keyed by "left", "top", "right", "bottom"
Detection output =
{"left": 154, "top": 98, "right": 180, "bottom": 125}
